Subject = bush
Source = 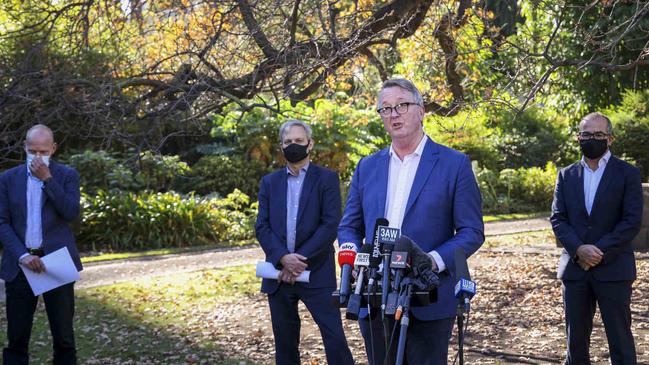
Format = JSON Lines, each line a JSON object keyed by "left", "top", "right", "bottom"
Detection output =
{"left": 474, "top": 161, "right": 557, "bottom": 214}
{"left": 76, "top": 189, "right": 256, "bottom": 252}
{"left": 608, "top": 89, "right": 649, "bottom": 181}
{"left": 176, "top": 155, "right": 268, "bottom": 198}
{"left": 136, "top": 151, "right": 190, "bottom": 192}
{"left": 67, "top": 150, "right": 141, "bottom": 193}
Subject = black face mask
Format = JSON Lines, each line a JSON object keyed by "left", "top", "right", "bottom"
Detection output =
{"left": 580, "top": 139, "right": 608, "bottom": 159}
{"left": 282, "top": 142, "right": 310, "bottom": 163}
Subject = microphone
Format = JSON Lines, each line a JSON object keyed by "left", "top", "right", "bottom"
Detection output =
{"left": 345, "top": 244, "right": 373, "bottom": 320}
{"left": 454, "top": 248, "right": 476, "bottom": 313}
{"left": 397, "top": 235, "right": 440, "bottom": 291}
{"left": 338, "top": 242, "right": 357, "bottom": 305}
{"left": 377, "top": 225, "right": 400, "bottom": 313}
{"left": 385, "top": 249, "right": 409, "bottom": 315}
{"left": 367, "top": 218, "right": 389, "bottom": 292}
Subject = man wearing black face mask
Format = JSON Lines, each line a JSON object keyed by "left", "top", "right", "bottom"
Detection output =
{"left": 255, "top": 119, "right": 354, "bottom": 365}
{"left": 551, "top": 112, "right": 643, "bottom": 365}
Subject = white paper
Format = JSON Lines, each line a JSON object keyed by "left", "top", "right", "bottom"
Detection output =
{"left": 256, "top": 261, "right": 310, "bottom": 283}
{"left": 20, "top": 247, "right": 80, "bottom": 296}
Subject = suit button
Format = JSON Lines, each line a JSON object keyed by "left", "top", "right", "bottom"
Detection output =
{"left": 587, "top": 226, "right": 592, "bottom": 229}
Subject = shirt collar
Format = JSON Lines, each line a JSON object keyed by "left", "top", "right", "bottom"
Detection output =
{"left": 389, "top": 134, "right": 428, "bottom": 159}
{"left": 286, "top": 161, "right": 310, "bottom": 176}
{"left": 580, "top": 149, "right": 611, "bottom": 170}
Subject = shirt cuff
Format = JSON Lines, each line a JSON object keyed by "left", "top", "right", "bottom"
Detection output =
{"left": 19, "top": 253, "right": 30, "bottom": 262}
{"left": 428, "top": 250, "right": 446, "bottom": 272}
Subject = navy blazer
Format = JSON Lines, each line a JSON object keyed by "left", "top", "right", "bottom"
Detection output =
{"left": 255, "top": 163, "right": 341, "bottom": 294}
{"left": 338, "top": 137, "right": 485, "bottom": 320}
{"left": 0, "top": 161, "right": 83, "bottom": 282}
{"left": 551, "top": 156, "right": 643, "bottom": 281}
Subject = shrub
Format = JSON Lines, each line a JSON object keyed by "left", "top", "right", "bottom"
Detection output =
{"left": 608, "top": 89, "right": 649, "bottom": 181}
{"left": 177, "top": 154, "right": 268, "bottom": 198}
{"left": 474, "top": 161, "right": 557, "bottom": 214}
{"left": 76, "top": 189, "right": 256, "bottom": 252}
{"left": 67, "top": 150, "right": 141, "bottom": 193}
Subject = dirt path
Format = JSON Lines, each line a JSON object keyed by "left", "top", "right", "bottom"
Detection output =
{"left": 0, "top": 217, "right": 551, "bottom": 302}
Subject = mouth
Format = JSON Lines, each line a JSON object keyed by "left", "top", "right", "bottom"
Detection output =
{"left": 391, "top": 122, "right": 403, "bottom": 129}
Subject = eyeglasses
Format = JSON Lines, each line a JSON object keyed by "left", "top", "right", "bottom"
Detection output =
{"left": 578, "top": 131, "right": 610, "bottom": 140}
{"left": 377, "top": 102, "right": 420, "bottom": 117}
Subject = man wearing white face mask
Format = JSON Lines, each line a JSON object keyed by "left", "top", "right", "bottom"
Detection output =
{"left": 0, "top": 124, "right": 82, "bottom": 365}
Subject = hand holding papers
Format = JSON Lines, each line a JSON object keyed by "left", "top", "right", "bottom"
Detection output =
{"left": 256, "top": 261, "right": 310, "bottom": 283}
{"left": 20, "top": 247, "right": 80, "bottom": 296}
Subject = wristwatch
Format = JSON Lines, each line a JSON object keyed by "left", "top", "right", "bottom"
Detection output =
{"left": 43, "top": 176, "right": 53, "bottom": 185}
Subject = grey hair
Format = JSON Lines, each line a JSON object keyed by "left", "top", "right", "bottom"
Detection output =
{"left": 377, "top": 78, "right": 424, "bottom": 108}
{"left": 26, "top": 124, "right": 54, "bottom": 143}
{"left": 278, "top": 119, "right": 312, "bottom": 142}
{"left": 581, "top": 112, "right": 613, "bottom": 136}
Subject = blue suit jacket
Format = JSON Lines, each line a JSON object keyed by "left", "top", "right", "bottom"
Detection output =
{"left": 255, "top": 163, "right": 341, "bottom": 294}
{"left": 0, "top": 161, "right": 83, "bottom": 282}
{"left": 338, "top": 137, "right": 485, "bottom": 320}
{"left": 551, "top": 156, "right": 642, "bottom": 281}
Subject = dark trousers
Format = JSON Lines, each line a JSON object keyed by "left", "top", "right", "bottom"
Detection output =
{"left": 359, "top": 309, "right": 454, "bottom": 365}
{"left": 267, "top": 284, "right": 354, "bottom": 365}
{"left": 3, "top": 271, "right": 77, "bottom": 365}
{"left": 563, "top": 274, "right": 636, "bottom": 365}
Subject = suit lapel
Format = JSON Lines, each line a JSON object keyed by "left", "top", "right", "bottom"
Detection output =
{"left": 575, "top": 163, "right": 587, "bottom": 216}
{"left": 16, "top": 165, "right": 28, "bottom": 219}
{"left": 277, "top": 171, "right": 288, "bottom": 240}
{"left": 296, "top": 165, "right": 318, "bottom": 226}
{"left": 377, "top": 149, "right": 390, "bottom": 216}
{"left": 404, "top": 138, "right": 439, "bottom": 216}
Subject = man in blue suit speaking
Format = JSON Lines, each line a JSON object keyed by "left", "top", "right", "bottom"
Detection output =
{"left": 339, "top": 79, "right": 485, "bottom": 365}
{"left": 255, "top": 119, "right": 354, "bottom": 365}
{"left": 551, "top": 112, "right": 643, "bottom": 365}
{"left": 1, "top": 124, "right": 82, "bottom": 364}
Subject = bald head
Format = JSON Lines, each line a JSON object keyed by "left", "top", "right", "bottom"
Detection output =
{"left": 25, "top": 124, "right": 56, "bottom": 157}
{"left": 579, "top": 112, "right": 613, "bottom": 136}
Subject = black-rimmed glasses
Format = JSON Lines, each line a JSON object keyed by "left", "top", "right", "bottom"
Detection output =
{"left": 377, "top": 102, "right": 420, "bottom": 117}
{"left": 578, "top": 131, "right": 610, "bottom": 140}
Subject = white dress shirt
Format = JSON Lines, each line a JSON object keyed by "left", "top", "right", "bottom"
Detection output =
{"left": 581, "top": 150, "right": 610, "bottom": 215}
{"left": 384, "top": 134, "right": 446, "bottom": 272}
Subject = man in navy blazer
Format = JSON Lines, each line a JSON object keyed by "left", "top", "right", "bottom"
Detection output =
{"left": 338, "top": 79, "right": 484, "bottom": 365}
{"left": 552, "top": 112, "right": 643, "bottom": 365}
{"left": 0, "top": 125, "right": 82, "bottom": 364}
{"left": 255, "top": 119, "right": 354, "bottom": 365}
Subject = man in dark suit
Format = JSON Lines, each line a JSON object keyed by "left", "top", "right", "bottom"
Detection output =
{"left": 551, "top": 112, "right": 643, "bottom": 365}
{"left": 339, "top": 78, "right": 484, "bottom": 365}
{"left": 255, "top": 119, "right": 354, "bottom": 365}
{"left": 0, "top": 124, "right": 82, "bottom": 364}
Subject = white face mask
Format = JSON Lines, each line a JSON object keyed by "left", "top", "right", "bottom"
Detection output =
{"left": 26, "top": 153, "right": 50, "bottom": 167}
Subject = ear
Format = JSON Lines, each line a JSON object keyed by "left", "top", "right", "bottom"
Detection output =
{"left": 51, "top": 143, "right": 58, "bottom": 156}
{"left": 307, "top": 139, "right": 314, "bottom": 151}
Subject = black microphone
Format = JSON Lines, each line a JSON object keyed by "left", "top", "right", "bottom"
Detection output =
{"left": 385, "top": 249, "right": 409, "bottom": 315}
{"left": 397, "top": 235, "right": 440, "bottom": 291}
{"left": 367, "top": 218, "right": 389, "bottom": 292}
{"left": 454, "top": 248, "right": 476, "bottom": 313}
{"left": 346, "top": 244, "right": 373, "bottom": 320}
{"left": 377, "top": 225, "right": 400, "bottom": 313}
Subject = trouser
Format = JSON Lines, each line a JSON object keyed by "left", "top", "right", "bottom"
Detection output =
{"left": 3, "top": 271, "right": 77, "bottom": 365}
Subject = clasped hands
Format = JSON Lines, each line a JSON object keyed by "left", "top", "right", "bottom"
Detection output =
{"left": 576, "top": 244, "right": 603, "bottom": 271}
{"left": 278, "top": 253, "right": 307, "bottom": 285}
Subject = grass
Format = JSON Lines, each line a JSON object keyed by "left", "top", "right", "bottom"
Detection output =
{"left": 0, "top": 265, "right": 262, "bottom": 365}
{"left": 483, "top": 211, "right": 549, "bottom": 223}
{"left": 80, "top": 239, "right": 256, "bottom": 264}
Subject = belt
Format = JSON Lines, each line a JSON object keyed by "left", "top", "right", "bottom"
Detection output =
{"left": 27, "top": 248, "right": 45, "bottom": 257}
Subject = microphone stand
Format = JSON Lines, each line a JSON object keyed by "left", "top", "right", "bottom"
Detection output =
{"left": 394, "top": 281, "right": 413, "bottom": 365}
{"left": 456, "top": 299, "right": 469, "bottom": 365}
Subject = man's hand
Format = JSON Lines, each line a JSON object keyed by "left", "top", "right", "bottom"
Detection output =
{"left": 29, "top": 157, "right": 52, "bottom": 181}
{"left": 280, "top": 253, "right": 307, "bottom": 276}
{"left": 578, "top": 261, "right": 591, "bottom": 271}
{"left": 279, "top": 268, "right": 297, "bottom": 285}
{"left": 576, "top": 244, "right": 603, "bottom": 267}
{"left": 20, "top": 255, "right": 46, "bottom": 273}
